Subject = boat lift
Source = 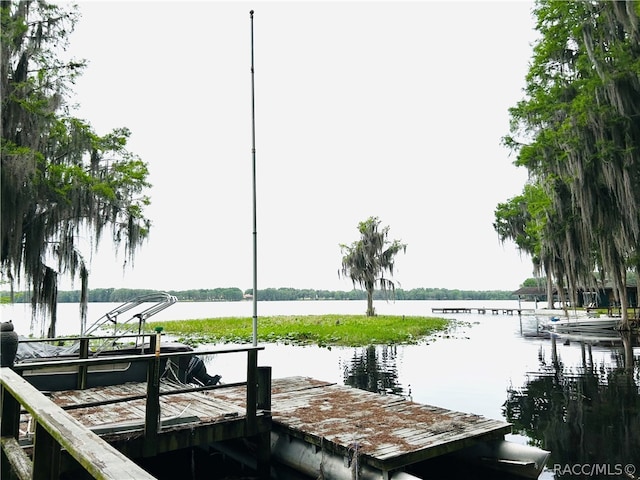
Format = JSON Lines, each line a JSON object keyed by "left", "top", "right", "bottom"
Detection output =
{"left": 82, "top": 292, "right": 177, "bottom": 354}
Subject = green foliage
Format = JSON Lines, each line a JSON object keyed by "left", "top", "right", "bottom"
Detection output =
{"left": 494, "top": 182, "right": 551, "bottom": 273}
{"left": 495, "top": 0, "right": 640, "bottom": 326}
{"left": 1, "top": 1, "right": 151, "bottom": 336}
{"left": 6, "top": 286, "right": 519, "bottom": 303}
{"left": 151, "top": 315, "right": 449, "bottom": 347}
{"left": 172, "top": 288, "right": 244, "bottom": 302}
{"left": 340, "top": 217, "right": 407, "bottom": 316}
{"left": 522, "top": 277, "right": 547, "bottom": 288}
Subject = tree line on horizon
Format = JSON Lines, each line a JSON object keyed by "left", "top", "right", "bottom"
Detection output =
{"left": 3, "top": 286, "right": 518, "bottom": 304}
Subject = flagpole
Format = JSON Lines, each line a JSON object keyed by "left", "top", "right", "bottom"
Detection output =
{"left": 250, "top": 10, "right": 258, "bottom": 347}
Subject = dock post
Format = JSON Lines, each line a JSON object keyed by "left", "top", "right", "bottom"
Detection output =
{"left": 32, "top": 423, "right": 61, "bottom": 479}
{"left": 246, "top": 350, "right": 271, "bottom": 478}
{"left": 246, "top": 348, "right": 258, "bottom": 434}
{"left": 254, "top": 430, "right": 271, "bottom": 479}
{"left": 77, "top": 337, "right": 89, "bottom": 389}
{"left": 1, "top": 381, "right": 20, "bottom": 439}
{"left": 1, "top": 380, "right": 21, "bottom": 479}
{"left": 256, "top": 366, "right": 272, "bottom": 478}
{"left": 257, "top": 366, "right": 271, "bottom": 411}
{"left": 143, "top": 333, "right": 161, "bottom": 457}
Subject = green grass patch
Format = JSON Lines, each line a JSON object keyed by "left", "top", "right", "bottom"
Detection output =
{"left": 148, "top": 314, "right": 449, "bottom": 347}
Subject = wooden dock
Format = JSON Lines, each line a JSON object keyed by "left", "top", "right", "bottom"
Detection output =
{"left": 1, "top": 345, "right": 273, "bottom": 479}
{"left": 4, "top": 372, "right": 513, "bottom": 479}
{"left": 13, "top": 377, "right": 273, "bottom": 463}
{"left": 431, "top": 307, "right": 534, "bottom": 315}
{"left": 213, "top": 376, "right": 512, "bottom": 474}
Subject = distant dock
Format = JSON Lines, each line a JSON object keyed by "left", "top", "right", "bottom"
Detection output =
{"left": 431, "top": 307, "right": 535, "bottom": 315}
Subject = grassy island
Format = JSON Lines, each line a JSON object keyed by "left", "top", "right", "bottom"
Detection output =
{"left": 150, "top": 315, "right": 449, "bottom": 347}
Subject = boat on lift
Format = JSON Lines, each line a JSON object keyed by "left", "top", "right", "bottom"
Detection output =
{"left": 546, "top": 315, "right": 621, "bottom": 332}
{"left": 4, "top": 293, "right": 220, "bottom": 391}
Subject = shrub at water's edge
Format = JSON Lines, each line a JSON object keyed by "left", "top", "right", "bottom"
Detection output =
{"left": 149, "top": 315, "right": 449, "bottom": 347}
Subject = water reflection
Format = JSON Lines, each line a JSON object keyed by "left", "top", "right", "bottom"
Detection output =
{"left": 342, "top": 345, "right": 405, "bottom": 396}
{"left": 191, "top": 308, "right": 640, "bottom": 479}
{"left": 504, "top": 330, "right": 640, "bottom": 478}
{"left": 337, "top": 325, "right": 640, "bottom": 479}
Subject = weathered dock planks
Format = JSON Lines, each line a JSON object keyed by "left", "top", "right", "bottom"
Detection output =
{"left": 213, "top": 376, "right": 512, "bottom": 473}
{"left": 41, "top": 380, "right": 253, "bottom": 439}
{"left": 12, "top": 376, "right": 513, "bottom": 478}
{"left": 16, "top": 378, "right": 272, "bottom": 467}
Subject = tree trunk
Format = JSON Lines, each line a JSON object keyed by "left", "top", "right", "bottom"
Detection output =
{"left": 546, "top": 273, "right": 555, "bottom": 309}
{"left": 556, "top": 275, "right": 569, "bottom": 318}
{"left": 615, "top": 269, "right": 630, "bottom": 331}
{"left": 635, "top": 269, "right": 640, "bottom": 319}
{"left": 621, "top": 330, "right": 634, "bottom": 372}
{"left": 366, "top": 288, "right": 375, "bottom": 317}
{"left": 47, "top": 305, "right": 57, "bottom": 338}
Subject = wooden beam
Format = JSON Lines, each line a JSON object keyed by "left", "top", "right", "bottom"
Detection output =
{"left": 257, "top": 366, "right": 272, "bottom": 411}
{"left": 246, "top": 349, "right": 258, "bottom": 434}
{"left": 1, "top": 437, "right": 32, "bottom": 480}
{"left": 143, "top": 357, "right": 161, "bottom": 457}
{"left": 33, "top": 423, "right": 61, "bottom": 480}
{"left": 0, "top": 367, "right": 157, "bottom": 480}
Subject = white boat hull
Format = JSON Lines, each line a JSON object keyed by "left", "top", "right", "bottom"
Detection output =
{"left": 548, "top": 317, "right": 620, "bottom": 332}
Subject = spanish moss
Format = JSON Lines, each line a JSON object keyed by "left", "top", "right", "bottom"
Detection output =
{"left": 1, "top": 1, "right": 151, "bottom": 336}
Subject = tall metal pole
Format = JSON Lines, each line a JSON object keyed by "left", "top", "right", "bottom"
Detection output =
{"left": 250, "top": 10, "right": 258, "bottom": 346}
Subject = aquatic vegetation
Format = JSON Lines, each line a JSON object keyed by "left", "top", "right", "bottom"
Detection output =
{"left": 150, "top": 315, "right": 448, "bottom": 347}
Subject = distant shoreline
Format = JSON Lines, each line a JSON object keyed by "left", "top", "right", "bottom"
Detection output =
{"left": 2, "top": 286, "right": 518, "bottom": 304}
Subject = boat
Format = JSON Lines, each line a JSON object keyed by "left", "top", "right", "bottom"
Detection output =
{"left": 13, "top": 338, "right": 221, "bottom": 392}
{"left": 546, "top": 315, "right": 621, "bottom": 332}
{"left": 3, "top": 293, "right": 220, "bottom": 391}
{"left": 550, "top": 329, "right": 628, "bottom": 347}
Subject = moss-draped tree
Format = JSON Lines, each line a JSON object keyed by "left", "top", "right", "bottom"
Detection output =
{"left": 494, "top": 183, "right": 558, "bottom": 308}
{"left": 1, "top": 1, "right": 151, "bottom": 336}
{"left": 339, "top": 217, "right": 406, "bottom": 317}
{"left": 497, "top": 1, "right": 640, "bottom": 328}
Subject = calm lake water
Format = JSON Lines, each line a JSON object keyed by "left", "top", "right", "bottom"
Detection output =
{"left": 3, "top": 299, "right": 639, "bottom": 479}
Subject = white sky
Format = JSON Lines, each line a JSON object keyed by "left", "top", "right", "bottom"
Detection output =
{"left": 60, "top": 1, "right": 538, "bottom": 293}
